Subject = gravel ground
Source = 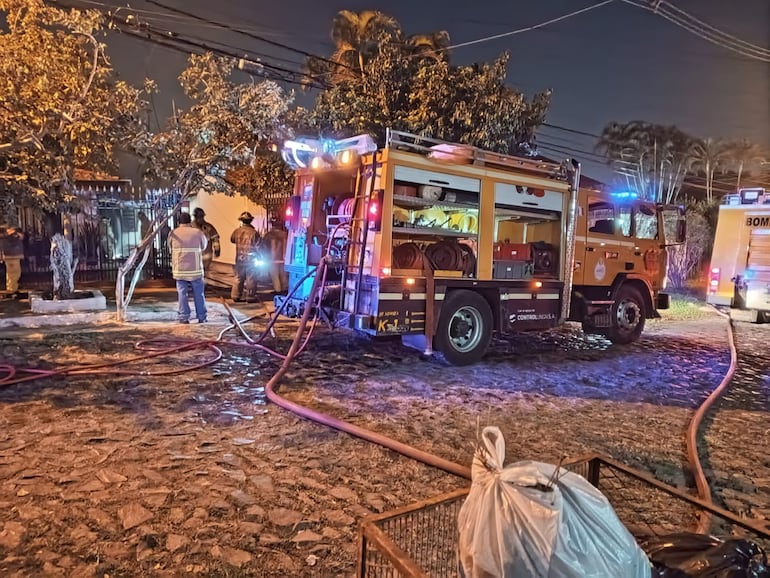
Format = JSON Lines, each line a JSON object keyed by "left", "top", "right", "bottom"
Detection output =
{"left": 700, "top": 321, "right": 770, "bottom": 522}
{"left": 0, "top": 303, "right": 768, "bottom": 577}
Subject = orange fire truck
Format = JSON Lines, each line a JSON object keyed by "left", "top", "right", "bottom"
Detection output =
{"left": 275, "top": 130, "right": 685, "bottom": 365}
{"left": 707, "top": 188, "right": 770, "bottom": 321}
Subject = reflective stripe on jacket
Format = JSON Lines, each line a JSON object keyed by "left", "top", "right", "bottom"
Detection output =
{"left": 168, "top": 225, "right": 208, "bottom": 280}
{"left": 230, "top": 224, "right": 260, "bottom": 264}
{"left": 194, "top": 221, "right": 220, "bottom": 258}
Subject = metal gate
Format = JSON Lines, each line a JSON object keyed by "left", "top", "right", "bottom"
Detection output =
{"left": 7, "top": 185, "right": 181, "bottom": 290}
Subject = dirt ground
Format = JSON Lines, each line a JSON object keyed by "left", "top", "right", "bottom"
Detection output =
{"left": 0, "top": 306, "right": 749, "bottom": 577}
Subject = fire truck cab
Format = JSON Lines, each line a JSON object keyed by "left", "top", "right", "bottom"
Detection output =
{"left": 276, "top": 130, "right": 685, "bottom": 365}
{"left": 707, "top": 188, "right": 770, "bottom": 321}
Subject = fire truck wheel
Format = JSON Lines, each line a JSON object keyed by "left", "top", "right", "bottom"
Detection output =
{"left": 607, "top": 284, "right": 646, "bottom": 344}
{"left": 434, "top": 290, "right": 493, "bottom": 365}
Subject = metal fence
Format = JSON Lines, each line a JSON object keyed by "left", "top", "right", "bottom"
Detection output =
{"left": 5, "top": 186, "right": 181, "bottom": 291}
{"left": 357, "top": 454, "right": 770, "bottom": 578}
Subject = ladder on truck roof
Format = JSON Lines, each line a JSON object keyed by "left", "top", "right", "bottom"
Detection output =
{"left": 385, "top": 128, "right": 568, "bottom": 180}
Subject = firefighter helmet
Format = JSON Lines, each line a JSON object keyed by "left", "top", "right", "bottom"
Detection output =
{"left": 239, "top": 211, "right": 254, "bottom": 223}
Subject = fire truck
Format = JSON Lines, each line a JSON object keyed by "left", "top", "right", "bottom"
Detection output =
{"left": 707, "top": 188, "right": 770, "bottom": 321}
{"left": 275, "top": 130, "right": 685, "bottom": 365}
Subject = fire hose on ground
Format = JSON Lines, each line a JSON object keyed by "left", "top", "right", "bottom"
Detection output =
{"left": 0, "top": 263, "right": 740, "bottom": 526}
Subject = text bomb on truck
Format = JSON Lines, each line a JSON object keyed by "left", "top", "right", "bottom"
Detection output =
{"left": 274, "top": 129, "right": 686, "bottom": 365}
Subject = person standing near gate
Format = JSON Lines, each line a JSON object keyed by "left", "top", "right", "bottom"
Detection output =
{"left": 167, "top": 212, "right": 208, "bottom": 324}
{"left": 230, "top": 211, "right": 260, "bottom": 302}
{"left": 192, "top": 207, "right": 220, "bottom": 273}
{"left": 0, "top": 223, "right": 25, "bottom": 297}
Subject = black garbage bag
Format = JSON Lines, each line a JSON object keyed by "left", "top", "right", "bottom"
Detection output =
{"left": 643, "top": 532, "right": 770, "bottom": 578}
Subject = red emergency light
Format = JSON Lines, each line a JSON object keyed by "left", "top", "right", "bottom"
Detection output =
{"left": 367, "top": 189, "right": 384, "bottom": 231}
{"left": 708, "top": 267, "right": 720, "bottom": 294}
{"left": 284, "top": 195, "right": 301, "bottom": 230}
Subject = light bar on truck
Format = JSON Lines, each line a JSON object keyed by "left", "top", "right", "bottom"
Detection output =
{"left": 611, "top": 191, "right": 638, "bottom": 200}
{"left": 281, "top": 134, "right": 377, "bottom": 170}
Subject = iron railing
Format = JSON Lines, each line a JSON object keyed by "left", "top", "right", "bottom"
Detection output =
{"left": 357, "top": 454, "right": 770, "bottom": 578}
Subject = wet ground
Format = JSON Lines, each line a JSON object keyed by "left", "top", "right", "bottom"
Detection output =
{"left": 701, "top": 321, "right": 770, "bottom": 522}
{"left": 0, "top": 300, "right": 768, "bottom": 576}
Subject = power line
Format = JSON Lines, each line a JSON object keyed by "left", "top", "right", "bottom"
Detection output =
{"left": 47, "top": 0, "right": 328, "bottom": 89}
{"left": 145, "top": 0, "right": 352, "bottom": 72}
{"left": 621, "top": 0, "right": 770, "bottom": 62}
{"left": 541, "top": 123, "right": 602, "bottom": 139}
{"left": 138, "top": 25, "right": 308, "bottom": 70}
{"left": 127, "top": 23, "right": 326, "bottom": 88}
{"left": 443, "top": 0, "right": 616, "bottom": 51}
{"left": 47, "top": 0, "right": 331, "bottom": 87}
{"left": 63, "top": 0, "right": 287, "bottom": 38}
{"left": 646, "top": 0, "right": 770, "bottom": 57}
{"left": 536, "top": 140, "right": 608, "bottom": 162}
{"left": 441, "top": 0, "right": 770, "bottom": 63}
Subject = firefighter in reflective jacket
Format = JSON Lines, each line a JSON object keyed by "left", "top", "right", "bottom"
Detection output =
{"left": 230, "top": 211, "right": 260, "bottom": 302}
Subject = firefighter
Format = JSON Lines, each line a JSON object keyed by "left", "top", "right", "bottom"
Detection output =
{"left": 262, "top": 217, "right": 288, "bottom": 293}
{"left": 167, "top": 212, "right": 208, "bottom": 324}
{"left": 230, "top": 211, "right": 260, "bottom": 302}
{"left": 192, "top": 207, "right": 220, "bottom": 273}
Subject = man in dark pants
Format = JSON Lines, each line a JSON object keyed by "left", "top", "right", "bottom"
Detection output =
{"left": 230, "top": 211, "right": 260, "bottom": 302}
{"left": 168, "top": 212, "right": 208, "bottom": 324}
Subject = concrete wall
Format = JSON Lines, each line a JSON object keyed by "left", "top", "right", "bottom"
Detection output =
{"left": 189, "top": 190, "right": 266, "bottom": 266}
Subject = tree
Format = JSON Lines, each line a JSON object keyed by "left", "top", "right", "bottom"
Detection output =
{"left": 305, "top": 10, "right": 400, "bottom": 85}
{"left": 0, "top": 0, "right": 147, "bottom": 213}
{"left": 307, "top": 11, "right": 550, "bottom": 154}
{"left": 226, "top": 153, "right": 294, "bottom": 217}
{"left": 117, "top": 53, "right": 294, "bottom": 320}
{"left": 405, "top": 30, "right": 451, "bottom": 60}
{"left": 597, "top": 121, "right": 694, "bottom": 203}
{"left": 723, "top": 138, "right": 768, "bottom": 190}
{"left": 0, "top": 0, "right": 148, "bottom": 299}
{"left": 666, "top": 201, "right": 714, "bottom": 290}
{"left": 688, "top": 138, "right": 728, "bottom": 203}
{"left": 406, "top": 54, "right": 551, "bottom": 152}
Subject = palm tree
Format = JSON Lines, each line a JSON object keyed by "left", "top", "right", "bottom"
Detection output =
{"left": 723, "top": 138, "right": 768, "bottom": 190}
{"left": 597, "top": 121, "right": 694, "bottom": 203}
{"left": 303, "top": 11, "right": 400, "bottom": 87}
{"left": 688, "top": 138, "right": 728, "bottom": 203}
{"left": 405, "top": 30, "right": 450, "bottom": 61}
{"left": 330, "top": 10, "right": 399, "bottom": 81}
{"left": 597, "top": 121, "right": 654, "bottom": 199}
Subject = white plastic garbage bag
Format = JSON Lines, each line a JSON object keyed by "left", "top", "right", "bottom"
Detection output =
{"left": 458, "top": 426, "right": 651, "bottom": 578}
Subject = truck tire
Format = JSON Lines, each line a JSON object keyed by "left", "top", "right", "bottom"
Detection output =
{"left": 607, "top": 284, "right": 646, "bottom": 344}
{"left": 434, "top": 290, "right": 493, "bottom": 365}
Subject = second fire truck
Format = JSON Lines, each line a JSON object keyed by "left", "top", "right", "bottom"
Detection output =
{"left": 707, "top": 187, "right": 770, "bottom": 321}
{"left": 275, "top": 130, "right": 686, "bottom": 365}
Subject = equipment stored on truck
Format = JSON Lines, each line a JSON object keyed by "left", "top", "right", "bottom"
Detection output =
{"left": 707, "top": 188, "right": 770, "bottom": 321}
{"left": 275, "top": 130, "right": 686, "bottom": 365}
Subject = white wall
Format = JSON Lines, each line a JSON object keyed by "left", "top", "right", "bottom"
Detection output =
{"left": 189, "top": 190, "right": 266, "bottom": 266}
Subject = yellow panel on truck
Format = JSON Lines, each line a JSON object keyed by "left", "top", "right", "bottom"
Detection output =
{"left": 708, "top": 188, "right": 770, "bottom": 316}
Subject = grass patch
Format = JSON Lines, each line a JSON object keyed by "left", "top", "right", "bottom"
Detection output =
{"left": 658, "top": 292, "right": 716, "bottom": 322}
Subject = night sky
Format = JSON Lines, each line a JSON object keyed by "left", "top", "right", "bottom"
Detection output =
{"left": 85, "top": 0, "right": 769, "bottom": 183}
